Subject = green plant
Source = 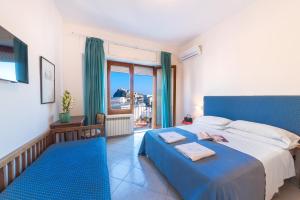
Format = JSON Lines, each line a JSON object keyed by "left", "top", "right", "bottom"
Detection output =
{"left": 62, "top": 90, "right": 73, "bottom": 113}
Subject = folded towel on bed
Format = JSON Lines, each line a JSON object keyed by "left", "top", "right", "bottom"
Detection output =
{"left": 175, "top": 142, "right": 216, "bottom": 161}
{"left": 159, "top": 132, "right": 186, "bottom": 143}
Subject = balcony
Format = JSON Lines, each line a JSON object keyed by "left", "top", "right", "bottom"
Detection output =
{"left": 134, "top": 104, "right": 152, "bottom": 130}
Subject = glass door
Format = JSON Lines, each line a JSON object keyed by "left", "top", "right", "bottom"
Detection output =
{"left": 107, "top": 60, "right": 176, "bottom": 129}
{"left": 107, "top": 61, "right": 134, "bottom": 115}
{"left": 133, "top": 66, "right": 153, "bottom": 130}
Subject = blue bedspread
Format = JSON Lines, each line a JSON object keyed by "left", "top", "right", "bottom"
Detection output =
{"left": 139, "top": 128, "right": 265, "bottom": 200}
{"left": 0, "top": 138, "right": 111, "bottom": 200}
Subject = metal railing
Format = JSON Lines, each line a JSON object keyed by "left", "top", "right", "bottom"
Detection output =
{"left": 134, "top": 104, "right": 152, "bottom": 129}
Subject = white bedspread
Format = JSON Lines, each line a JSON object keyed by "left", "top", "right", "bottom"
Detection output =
{"left": 178, "top": 124, "right": 296, "bottom": 200}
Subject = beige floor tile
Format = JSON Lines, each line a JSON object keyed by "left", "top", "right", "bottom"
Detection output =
{"left": 110, "top": 177, "right": 123, "bottom": 194}
{"left": 123, "top": 167, "right": 147, "bottom": 187}
{"left": 110, "top": 163, "right": 132, "bottom": 180}
{"left": 273, "top": 182, "right": 300, "bottom": 200}
{"left": 112, "top": 181, "right": 166, "bottom": 200}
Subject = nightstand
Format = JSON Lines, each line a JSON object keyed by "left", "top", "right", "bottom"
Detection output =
{"left": 50, "top": 115, "right": 85, "bottom": 143}
{"left": 295, "top": 145, "right": 300, "bottom": 187}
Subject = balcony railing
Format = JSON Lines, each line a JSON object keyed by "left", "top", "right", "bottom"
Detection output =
{"left": 134, "top": 104, "right": 152, "bottom": 129}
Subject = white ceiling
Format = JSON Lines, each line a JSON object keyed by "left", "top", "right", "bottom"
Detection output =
{"left": 54, "top": 0, "right": 255, "bottom": 46}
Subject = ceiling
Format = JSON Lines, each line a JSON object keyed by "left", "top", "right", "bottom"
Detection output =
{"left": 54, "top": 0, "right": 255, "bottom": 46}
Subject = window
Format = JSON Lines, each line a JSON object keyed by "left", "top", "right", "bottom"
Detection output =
{"left": 107, "top": 61, "right": 133, "bottom": 115}
{"left": 107, "top": 60, "right": 177, "bottom": 128}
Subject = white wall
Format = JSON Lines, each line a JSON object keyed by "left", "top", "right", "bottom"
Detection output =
{"left": 62, "top": 22, "right": 183, "bottom": 124}
{"left": 181, "top": 0, "right": 300, "bottom": 118}
{"left": 0, "top": 0, "right": 63, "bottom": 159}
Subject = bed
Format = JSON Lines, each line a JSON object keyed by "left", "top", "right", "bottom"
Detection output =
{"left": 139, "top": 96, "right": 300, "bottom": 200}
{"left": 0, "top": 126, "right": 111, "bottom": 200}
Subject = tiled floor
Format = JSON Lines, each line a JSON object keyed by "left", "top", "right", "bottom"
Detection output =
{"left": 107, "top": 131, "right": 300, "bottom": 200}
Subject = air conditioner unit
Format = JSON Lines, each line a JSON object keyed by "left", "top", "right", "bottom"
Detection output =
{"left": 179, "top": 45, "right": 202, "bottom": 61}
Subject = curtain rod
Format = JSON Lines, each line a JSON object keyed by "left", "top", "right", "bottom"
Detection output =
{"left": 71, "top": 31, "right": 161, "bottom": 53}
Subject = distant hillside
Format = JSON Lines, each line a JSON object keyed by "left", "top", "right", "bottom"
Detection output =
{"left": 113, "top": 88, "right": 128, "bottom": 97}
{"left": 113, "top": 88, "right": 151, "bottom": 99}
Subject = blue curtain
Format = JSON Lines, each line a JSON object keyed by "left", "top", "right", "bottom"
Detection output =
{"left": 161, "top": 51, "right": 172, "bottom": 128}
{"left": 84, "top": 37, "right": 105, "bottom": 125}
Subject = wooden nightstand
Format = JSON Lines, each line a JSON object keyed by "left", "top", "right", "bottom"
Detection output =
{"left": 50, "top": 115, "right": 85, "bottom": 143}
{"left": 294, "top": 145, "right": 300, "bottom": 187}
{"left": 50, "top": 115, "right": 85, "bottom": 129}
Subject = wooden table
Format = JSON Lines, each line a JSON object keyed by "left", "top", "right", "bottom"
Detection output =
{"left": 290, "top": 145, "right": 300, "bottom": 187}
{"left": 50, "top": 116, "right": 85, "bottom": 129}
{"left": 50, "top": 116, "right": 85, "bottom": 143}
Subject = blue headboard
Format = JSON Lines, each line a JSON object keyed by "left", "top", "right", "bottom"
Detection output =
{"left": 204, "top": 96, "right": 300, "bottom": 136}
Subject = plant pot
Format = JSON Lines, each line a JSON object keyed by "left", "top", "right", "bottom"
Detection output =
{"left": 59, "top": 112, "right": 71, "bottom": 123}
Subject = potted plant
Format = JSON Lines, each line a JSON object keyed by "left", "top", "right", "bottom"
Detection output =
{"left": 59, "top": 90, "right": 73, "bottom": 123}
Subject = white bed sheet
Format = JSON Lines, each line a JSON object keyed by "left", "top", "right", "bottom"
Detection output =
{"left": 178, "top": 124, "right": 296, "bottom": 200}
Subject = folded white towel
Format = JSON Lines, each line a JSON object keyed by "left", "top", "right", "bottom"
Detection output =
{"left": 175, "top": 142, "right": 216, "bottom": 161}
{"left": 159, "top": 132, "right": 186, "bottom": 143}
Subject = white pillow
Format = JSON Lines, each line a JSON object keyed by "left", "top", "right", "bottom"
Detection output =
{"left": 226, "top": 128, "right": 291, "bottom": 149}
{"left": 194, "top": 116, "right": 232, "bottom": 126}
{"left": 226, "top": 120, "right": 300, "bottom": 148}
{"left": 196, "top": 122, "right": 227, "bottom": 130}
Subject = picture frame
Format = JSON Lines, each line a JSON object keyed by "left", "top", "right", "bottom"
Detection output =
{"left": 40, "top": 56, "right": 55, "bottom": 104}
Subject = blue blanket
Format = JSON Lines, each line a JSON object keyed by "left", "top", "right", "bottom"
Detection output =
{"left": 0, "top": 138, "right": 111, "bottom": 200}
{"left": 139, "top": 128, "right": 265, "bottom": 200}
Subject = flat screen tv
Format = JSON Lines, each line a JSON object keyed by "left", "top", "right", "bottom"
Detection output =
{"left": 0, "top": 26, "right": 28, "bottom": 83}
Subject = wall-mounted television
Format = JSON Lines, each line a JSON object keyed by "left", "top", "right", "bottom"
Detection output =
{"left": 0, "top": 26, "right": 28, "bottom": 83}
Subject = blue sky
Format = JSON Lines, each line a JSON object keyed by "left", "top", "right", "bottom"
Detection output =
{"left": 110, "top": 72, "right": 153, "bottom": 96}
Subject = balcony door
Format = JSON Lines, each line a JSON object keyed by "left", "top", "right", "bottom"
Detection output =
{"left": 134, "top": 65, "right": 153, "bottom": 129}
{"left": 107, "top": 61, "right": 134, "bottom": 115}
{"left": 107, "top": 60, "right": 176, "bottom": 129}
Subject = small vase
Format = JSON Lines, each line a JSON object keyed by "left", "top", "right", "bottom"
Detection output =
{"left": 59, "top": 112, "right": 71, "bottom": 123}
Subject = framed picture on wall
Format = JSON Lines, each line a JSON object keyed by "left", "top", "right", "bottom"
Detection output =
{"left": 40, "top": 56, "right": 55, "bottom": 104}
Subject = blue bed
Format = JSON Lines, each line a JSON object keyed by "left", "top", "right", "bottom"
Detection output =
{"left": 139, "top": 96, "right": 300, "bottom": 200}
{"left": 139, "top": 128, "right": 265, "bottom": 200}
{"left": 0, "top": 138, "right": 111, "bottom": 200}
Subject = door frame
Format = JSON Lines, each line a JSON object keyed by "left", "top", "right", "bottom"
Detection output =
{"left": 107, "top": 60, "right": 134, "bottom": 115}
{"left": 107, "top": 60, "right": 176, "bottom": 128}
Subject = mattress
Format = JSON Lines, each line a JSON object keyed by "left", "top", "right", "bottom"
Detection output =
{"left": 0, "top": 138, "right": 111, "bottom": 200}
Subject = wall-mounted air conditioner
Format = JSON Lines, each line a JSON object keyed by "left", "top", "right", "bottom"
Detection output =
{"left": 179, "top": 45, "right": 202, "bottom": 61}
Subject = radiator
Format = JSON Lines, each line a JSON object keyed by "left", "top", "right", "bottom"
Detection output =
{"left": 106, "top": 114, "right": 134, "bottom": 137}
